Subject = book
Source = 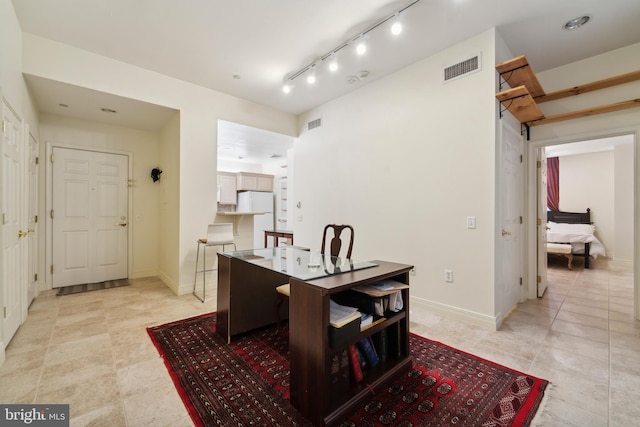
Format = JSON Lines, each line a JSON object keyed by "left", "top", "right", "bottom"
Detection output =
{"left": 372, "top": 328, "right": 388, "bottom": 363}
{"left": 360, "top": 312, "right": 373, "bottom": 330}
{"left": 348, "top": 344, "right": 363, "bottom": 382}
{"left": 357, "top": 336, "right": 379, "bottom": 368}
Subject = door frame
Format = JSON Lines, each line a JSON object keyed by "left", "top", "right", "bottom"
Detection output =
{"left": 525, "top": 128, "right": 638, "bottom": 315}
{"left": 45, "top": 142, "right": 134, "bottom": 289}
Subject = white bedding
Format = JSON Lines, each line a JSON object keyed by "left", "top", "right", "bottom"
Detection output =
{"left": 547, "top": 221, "right": 606, "bottom": 258}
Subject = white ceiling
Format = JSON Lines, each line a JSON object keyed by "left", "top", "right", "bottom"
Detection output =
{"left": 13, "top": 0, "right": 640, "bottom": 161}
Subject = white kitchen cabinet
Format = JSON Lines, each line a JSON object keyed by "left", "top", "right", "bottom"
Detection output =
{"left": 236, "top": 172, "right": 273, "bottom": 192}
{"left": 217, "top": 172, "right": 237, "bottom": 204}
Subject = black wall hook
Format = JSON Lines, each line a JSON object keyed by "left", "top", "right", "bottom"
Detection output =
{"left": 151, "top": 168, "right": 163, "bottom": 182}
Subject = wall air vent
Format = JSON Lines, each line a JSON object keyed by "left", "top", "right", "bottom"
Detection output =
{"left": 443, "top": 54, "right": 481, "bottom": 83}
{"left": 307, "top": 117, "right": 322, "bottom": 130}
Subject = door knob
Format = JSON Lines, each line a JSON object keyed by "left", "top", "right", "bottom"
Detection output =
{"left": 116, "top": 222, "right": 127, "bottom": 227}
{"left": 501, "top": 229, "right": 511, "bottom": 236}
{"left": 18, "top": 230, "right": 27, "bottom": 238}
{"left": 28, "top": 228, "right": 35, "bottom": 233}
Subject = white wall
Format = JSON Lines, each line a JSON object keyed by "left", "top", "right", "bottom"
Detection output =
{"left": 293, "top": 29, "right": 500, "bottom": 325}
{"left": 157, "top": 112, "right": 181, "bottom": 291}
{"left": 614, "top": 142, "right": 634, "bottom": 261}
{"left": 559, "top": 151, "right": 614, "bottom": 255}
{"left": 21, "top": 33, "right": 298, "bottom": 294}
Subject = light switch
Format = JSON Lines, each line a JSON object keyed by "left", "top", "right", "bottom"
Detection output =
{"left": 467, "top": 216, "right": 476, "bottom": 229}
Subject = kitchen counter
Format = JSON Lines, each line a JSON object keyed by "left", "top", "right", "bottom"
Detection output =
{"left": 216, "top": 211, "right": 267, "bottom": 234}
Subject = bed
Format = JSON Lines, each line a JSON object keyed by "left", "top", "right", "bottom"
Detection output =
{"left": 546, "top": 208, "right": 606, "bottom": 268}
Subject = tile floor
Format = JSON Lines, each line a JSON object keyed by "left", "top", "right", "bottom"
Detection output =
{"left": 0, "top": 257, "right": 638, "bottom": 426}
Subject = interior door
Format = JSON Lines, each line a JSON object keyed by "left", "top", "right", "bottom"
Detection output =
{"left": 1, "top": 98, "right": 25, "bottom": 343}
{"left": 52, "top": 147, "right": 128, "bottom": 287}
{"left": 537, "top": 148, "right": 549, "bottom": 297}
{"left": 27, "top": 133, "right": 39, "bottom": 305}
{"left": 500, "top": 119, "right": 524, "bottom": 318}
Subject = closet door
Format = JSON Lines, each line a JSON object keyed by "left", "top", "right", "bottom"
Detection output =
{"left": 1, "top": 98, "right": 26, "bottom": 343}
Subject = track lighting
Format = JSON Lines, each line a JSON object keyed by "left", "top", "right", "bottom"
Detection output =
{"left": 281, "top": 0, "right": 421, "bottom": 94}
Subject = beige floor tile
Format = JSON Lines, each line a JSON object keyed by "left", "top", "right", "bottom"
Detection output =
{"left": 0, "top": 259, "right": 633, "bottom": 426}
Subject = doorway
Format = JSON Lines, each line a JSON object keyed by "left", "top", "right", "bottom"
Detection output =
{"left": 50, "top": 147, "right": 129, "bottom": 287}
{"left": 530, "top": 133, "right": 635, "bottom": 303}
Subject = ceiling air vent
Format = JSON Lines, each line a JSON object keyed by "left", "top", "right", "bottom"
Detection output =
{"left": 307, "top": 117, "right": 322, "bottom": 131}
{"left": 443, "top": 54, "right": 481, "bottom": 83}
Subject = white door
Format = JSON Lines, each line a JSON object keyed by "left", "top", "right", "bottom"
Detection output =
{"left": 500, "top": 119, "right": 524, "bottom": 317}
{"left": 1, "top": 99, "right": 26, "bottom": 343}
{"left": 537, "top": 148, "right": 549, "bottom": 297}
{"left": 27, "top": 133, "right": 39, "bottom": 305}
{"left": 52, "top": 147, "right": 128, "bottom": 287}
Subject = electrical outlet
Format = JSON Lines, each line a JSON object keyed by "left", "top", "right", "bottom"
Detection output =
{"left": 444, "top": 270, "right": 453, "bottom": 282}
{"left": 297, "top": 215, "right": 303, "bottom": 222}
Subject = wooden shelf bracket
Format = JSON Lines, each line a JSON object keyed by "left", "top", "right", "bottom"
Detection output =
{"left": 496, "top": 55, "right": 640, "bottom": 136}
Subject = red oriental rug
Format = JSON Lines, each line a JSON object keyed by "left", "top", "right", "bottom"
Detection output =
{"left": 147, "top": 313, "right": 548, "bottom": 426}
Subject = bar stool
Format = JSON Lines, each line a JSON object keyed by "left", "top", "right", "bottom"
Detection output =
{"left": 193, "top": 223, "right": 236, "bottom": 302}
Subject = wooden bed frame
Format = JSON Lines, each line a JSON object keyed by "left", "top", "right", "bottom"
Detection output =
{"left": 547, "top": 208, "right": 592, "bottom": 268}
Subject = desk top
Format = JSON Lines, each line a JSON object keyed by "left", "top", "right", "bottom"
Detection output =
{"left": 222, "top": 246, "right": 377, "bottom": 281}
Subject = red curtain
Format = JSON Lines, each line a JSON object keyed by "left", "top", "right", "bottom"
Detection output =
{"left": 547, "top": 157, "right": 559, "bottom": 211}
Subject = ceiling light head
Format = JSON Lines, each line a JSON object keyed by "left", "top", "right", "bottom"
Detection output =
{"left": 328, "top": 54, "right": 339, "bottom": 72}
{"left": 563, "top": 15, "right": 591, "bottom": 30}
{"left": 306, "top": 63, "right": 317, "bottom": 84}
{"left": 390, "top": 13, "right": 403, "bottom": 35}
{"left": 356, "top": 35, "right": 367, "bottom": 55}
{"left": 282, "top": 81, "right": 294, "bottom": 94}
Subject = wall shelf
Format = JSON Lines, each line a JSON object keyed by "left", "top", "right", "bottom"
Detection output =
{"left": 496, "top": 55, "right": 640, "bottom": 131}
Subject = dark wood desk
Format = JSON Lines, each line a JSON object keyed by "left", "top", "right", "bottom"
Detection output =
{"left": 263, "top": 229, "right": 294, "bottom": 247}
{"left": 217, "top": 248, "right": 412, "bottom": 426}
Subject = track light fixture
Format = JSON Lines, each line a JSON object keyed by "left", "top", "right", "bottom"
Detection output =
{"left": 391, "top": 13, "right": 403, "bottom": 35}
{"left": 328, "top": 54, "right": 339, "bottom": 72}
{"left": 355, "top": 35, "right": 367, "bottom": 55}
{"left": 281, "top": 0, "right": 421, "bottom": 94}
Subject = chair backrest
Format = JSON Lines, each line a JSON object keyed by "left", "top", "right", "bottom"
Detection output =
{"left": 321, "top": 224, "right": 354, "bottom": 259}
{"left": 207, "top": 223, "right": 234, "bottom": 245}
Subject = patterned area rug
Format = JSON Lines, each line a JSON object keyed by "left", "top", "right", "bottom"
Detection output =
{"left": 147, "top": 313, "right": 548, "bottom": 426}
{"left": 56, "top": 279, "right": 129, "bottom": 296}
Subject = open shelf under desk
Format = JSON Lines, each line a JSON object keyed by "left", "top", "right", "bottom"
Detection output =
{"left": 325, "top": 355, "right": 414, "bottom": 426}
{"left": 328, "top": 310, "right": 407, "bottom": 353}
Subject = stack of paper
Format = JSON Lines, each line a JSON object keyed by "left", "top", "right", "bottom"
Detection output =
{"left": 330, "top": 300, "right": 361, "bottom": 328}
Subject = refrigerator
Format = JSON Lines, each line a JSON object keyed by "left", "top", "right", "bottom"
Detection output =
{"left": 237, "top": 191, "right": 275, "bottom": 248}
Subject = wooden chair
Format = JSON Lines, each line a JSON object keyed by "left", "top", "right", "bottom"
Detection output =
{"left": 275, "top": 224, "right": 354, "bottom": 329}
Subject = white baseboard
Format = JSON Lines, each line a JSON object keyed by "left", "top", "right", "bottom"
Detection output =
{"left": 157, "top": 271, "right": 179, "bottom": 295}
{"left": 410, "top": 296, "right": 499, "bottom": 331}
